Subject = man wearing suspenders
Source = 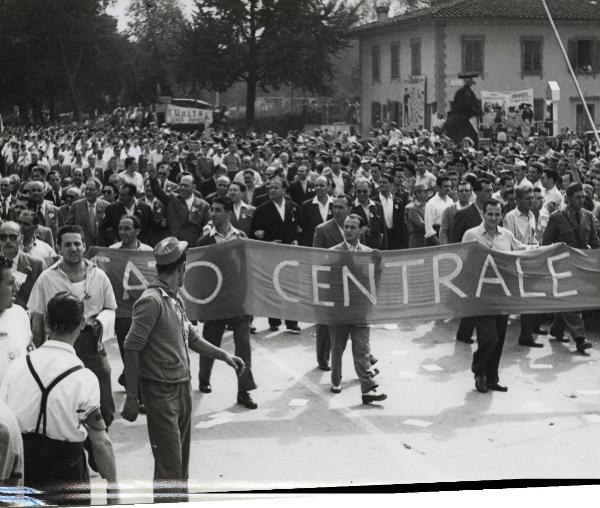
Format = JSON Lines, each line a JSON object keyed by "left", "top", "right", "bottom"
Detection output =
{"left": 1, "top": 292, "right": 118, "bottom": 506}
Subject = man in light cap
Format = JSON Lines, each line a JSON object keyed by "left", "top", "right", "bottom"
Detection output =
{"left": 121, "top": 236, "right": 245, "bottom": 502}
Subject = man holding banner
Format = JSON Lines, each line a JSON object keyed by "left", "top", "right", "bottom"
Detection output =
{"left": 463, "top": 199, "right": 526, "bottom": 394}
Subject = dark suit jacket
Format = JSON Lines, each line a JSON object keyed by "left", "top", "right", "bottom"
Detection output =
{"left": 199, "top": 178, "right": 216, "bottom": 198}
{"left": 351, "top": 200, "right": 386, "bottom": 249}
{"left": 289, "top": 180, "right": 316, "bottom": 207}
{"left": 34, "top": 225, "right": 54, "bottom": 248}
{"left": 372, "top": 193, "right": 407, "bottom": 249}
{"left": 45, "top": 188, "right": 63, "bottom": 207}
{"left": 450, "top": 203, "right": 483, "bottom": 244}
{"left": 330, "top": 241, "right": 372, "bottom": 252}
{"left": 542, "top": 207, "right": 600, "bottom": 249}
{"left": 66, "top": 198, "right": 109, "bottom": 248}
{"left": 245, "top": 185, "right": 269, "bottom": 207}
{"left": 15, "top": 251, "right": 46, "bottom": 309}
{"left": 300, "top": 198, "right": 333, "bottom": 246}
{"left": 251, "top": 199, "right": 300, "bottom": 244}
{"left": 313, "top": 219, "right": 344, "bottom": 249}
{"left": 56, "top": 204, "right": 71, "bottom": 229}
{"left": 51, "top": 163, "right": 72, "bottom": 178}
{"left": 99, "top": 200, "right": 154, "bottom": 246}
{"left": 230, "top": 203, "right": 255, "bottom": 236}
{"left": 151, "top": 176, "right": 210, "bottom": 245}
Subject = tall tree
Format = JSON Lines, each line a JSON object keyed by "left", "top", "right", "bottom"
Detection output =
{"left": 126, "top": 0, "right": 188, "bottom": 102}
{"left": 181, "top": 0, "right": 360, "bottom": 126}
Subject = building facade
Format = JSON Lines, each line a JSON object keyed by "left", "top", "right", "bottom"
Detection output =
{"left": 354, "top": 0, "right": 600, "bottom": 135}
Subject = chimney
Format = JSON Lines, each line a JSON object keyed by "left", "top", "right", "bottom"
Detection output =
{"left": 375, "top": 0, "right": 390, "bottom": 22}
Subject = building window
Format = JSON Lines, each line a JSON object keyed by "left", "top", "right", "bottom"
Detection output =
{"left": 521, "top": 37, "right": 543, "bottom": 75}
{"left": 390, "top": 43, "right": 400, "bottom": 79}
{"left": 410, "top": 39, "right": 421, "bottom": 76}
{"left": 533, "top": 98, "right": 545, "bottom": 122}
{"left": 461, "top": 36, "right": 484, "bottom": 74}
{"left": 371, "top": 45, "right": 381, "bottom": 83}
{"left": 568, "top": 39, "right": 600, "bottom": 74}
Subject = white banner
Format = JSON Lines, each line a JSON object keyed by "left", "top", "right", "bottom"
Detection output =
{"left": 165, "top": 104, "right": 213, "bottom": 125}
{"left": 481, "top": 89, "right": 534, "bottom": 131}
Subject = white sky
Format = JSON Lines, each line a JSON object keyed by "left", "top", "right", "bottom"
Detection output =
{"left": 106, "top": 0, "right": 195, "bottom": 32}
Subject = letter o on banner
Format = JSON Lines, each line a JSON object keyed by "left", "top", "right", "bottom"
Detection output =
{"left": 180, "top": 261, "right": 223, "bottom": 304}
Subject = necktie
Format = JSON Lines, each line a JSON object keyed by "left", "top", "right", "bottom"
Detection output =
{"left": 37, "top": 207, "right": 46, "bottom": 226}
{"left": 576, "top": 210, "right": 582, "bottom": 224}
{"left": 89, "top": 203, "right": 96, "bottom": 236}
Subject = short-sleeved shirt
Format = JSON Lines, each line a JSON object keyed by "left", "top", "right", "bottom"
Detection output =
{"left": 27, "top": 258, "right": 117, "bottom": 324}
{"left": 0, "top": 305, "right": 32, "bottom": 385}
{"left": 0, "top": 341, "right": 100, "bottom": 442}
{"left": 0, "top": 400, "right": 24, "bottom": 485}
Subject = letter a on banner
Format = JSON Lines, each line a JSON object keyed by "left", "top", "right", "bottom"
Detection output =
{"left": 122, "top": 261, "right": 150, "bottom": 300}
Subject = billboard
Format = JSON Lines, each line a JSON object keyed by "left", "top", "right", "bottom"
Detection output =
{"left": 481, "top": 88, "right": 534, "bottom": 131}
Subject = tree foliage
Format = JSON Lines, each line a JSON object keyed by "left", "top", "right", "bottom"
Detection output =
{"left": 0, "top": 0, "right": 127, "bottom": 120}
{"left": 181, "top": 0, "right": 360, "bottom": 125}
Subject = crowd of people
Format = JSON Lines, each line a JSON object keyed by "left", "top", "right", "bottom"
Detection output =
{"left": 0, "top": 116, "right": 599, "bottom": 504}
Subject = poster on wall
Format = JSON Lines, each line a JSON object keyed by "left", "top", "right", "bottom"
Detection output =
{"left": 400, "top": 77, "right": 426, "bottom": 130}
{"left": 481, "top": 89, "right": 534, "bottom": 132}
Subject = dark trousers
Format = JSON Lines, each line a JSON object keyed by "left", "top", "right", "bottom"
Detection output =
{"left": 316, "top": 324, "right": 331, "bottom": 367}
{"left": 74, "top": 327, "right": 115, "bottom": 427}
{"left": 472, "top": 315, "right": 509, "bottom": 386}
{"left": 550, "top": 312, "right": 586, "bottom": 340}
{"left": 140, "top": 380, "right": 191, "bottom": 503}
{"left": 268, "top": 317, "right": 298, "bottom": 329}
{"left": 520, "top": 313, "right": 542, "bottom": 341}
{"left": 22, "top": 433, "right": 90, "bottom": 506}
{"left": 199, "top": 316, "right": 256, "bottom": 393}
{"left": 457, "top": 317, "right": 476, "bottom": 341}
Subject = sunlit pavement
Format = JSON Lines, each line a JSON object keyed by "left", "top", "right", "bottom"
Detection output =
{"left": 96, "top": 314, "right": 600, "bottom": 503}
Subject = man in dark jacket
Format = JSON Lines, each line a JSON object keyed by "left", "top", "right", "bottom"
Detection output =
{"left": 542, "top": 182, "right": 600, "bottom": 354}
{"left": 444, "top": 72, "right": 483, "bottom": 147}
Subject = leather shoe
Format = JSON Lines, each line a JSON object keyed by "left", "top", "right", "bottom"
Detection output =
{"left": 330, "top": 385, "right": 342, "bottom": 394}
{"left": 286, "top": 325, "right": 301, "bottom": 334}
{"left": 487, "top": 383, "right": 508, "bottom": 392}
{"left": 362, "top": 390, "right": 387, "bottom": 404}
{"left": 199, "top": 383, "right": 212, "bottom": 394}
{"left": 534, "top": 327, "right": 548, "bottom": 335}
{"left": 475, "top": 374, "right": 488, "bottom": 393}
{"left": 237, "top": 391, "right": 258, "bottom": 409}
{"left": 519, "top": 339, "right": 543, "bottom": 348}
{"left": 250, "top": 326, "right": 257, "bottom": 334}
{"left": 576, "top": 339, "right": 592, "bottom": 354}
{"left": 318, "top": 363, "right": 331, "bottom": 371}
{"left": 457, "top": 335, "right": 474, "bottom": 344}
{"left": 269, "top": 325, "right": 280, "bottom": 332}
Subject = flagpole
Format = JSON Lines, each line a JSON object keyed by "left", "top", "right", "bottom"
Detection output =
{"left": 540, "top": 0, "right": 600, "bottom": 147}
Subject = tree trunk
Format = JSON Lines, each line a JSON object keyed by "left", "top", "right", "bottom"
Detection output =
{"left": 245, "top": 77, "right": 257, "bottom": 127}
{"left": 57, "top": 38, "right": 82, "bottom": 122}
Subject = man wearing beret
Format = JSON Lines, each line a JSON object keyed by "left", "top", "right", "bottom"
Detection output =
{"left": 121, "top": 237, "right": 245, "bottom": 502}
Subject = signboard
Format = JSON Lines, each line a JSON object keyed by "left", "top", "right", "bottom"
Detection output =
{"left": 400, "top": 77, "right": 426, "bottom": 130}
{"left": 481, "top": 88, "right": 534, "bottom": 131}
{"left": 165, "top": 104, "right": 213, "bottom": 125}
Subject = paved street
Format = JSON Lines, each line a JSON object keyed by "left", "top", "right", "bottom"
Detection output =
{"left": 98, "top": 315, "right": 600, "bottom": 503}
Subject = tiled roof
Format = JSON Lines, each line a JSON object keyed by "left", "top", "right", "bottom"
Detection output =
{"left": 354, "top": 0, "right": 600, "bottom": 33}
{"left": 432, "top": 0, "right": 600, "bottom": 20}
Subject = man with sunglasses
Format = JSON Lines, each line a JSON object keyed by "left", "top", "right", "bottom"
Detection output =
{"left": 0, "top": 221, "right": 46, "bottom": 308}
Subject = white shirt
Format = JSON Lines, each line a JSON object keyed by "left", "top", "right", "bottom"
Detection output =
{"left": 379, "top": 192, "right": 394, "bottom": 229}
{"left": 185, "top": 195, "right": 194, "bottom": 211}
{"left": 119, "top": 170, "right": 144, "bottom": 194}
{"left": 23, "top": 238, "right": 56, "bottom": 260}
{"left": 0, "top": 341, "right": 100, "bottom": 442}
{"left": 313, "top": 195, "right": 333, "bottom": 223}
{"left": 462, "top": 223, "right": 525, "bottom": 251}
{"left": 542, "top": 185, "right": 564, "bottom": 208}
{"left": 424, "top": 193, "right": 454, "bottom": 238}
{"left": 0, "top": 305, "right": 32, "bottom": 385}
{"left": 273, "top": 199, "right": 286, "bottom": 221}
{"left": 503, "top": 207, "right": 537, "bottom": 246}
{"left": 331, "top": 171, "right": 345, "bottom": 196}
{"left": 109, "top": 241, "right": 153, "bottom": 251}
